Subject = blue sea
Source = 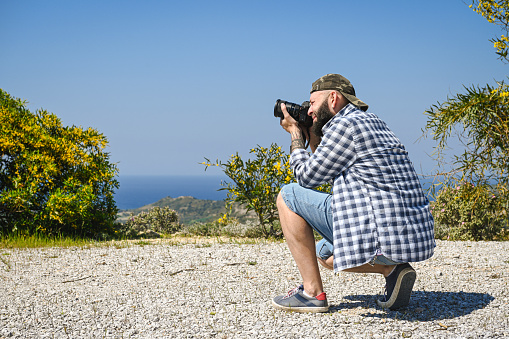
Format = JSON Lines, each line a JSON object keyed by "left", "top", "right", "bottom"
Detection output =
{"left": 114, "top": 175, "right": 228, "bottom": 210}
{"left": 115, "top": 175, "right": 436, "bottom": 210}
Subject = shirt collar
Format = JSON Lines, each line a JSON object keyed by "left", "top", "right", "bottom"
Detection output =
{"left": 337, "top": 103, "right": 358, "bottom": 117}
{"left": 322, "top": 103, "right": 358, "bottom": 132}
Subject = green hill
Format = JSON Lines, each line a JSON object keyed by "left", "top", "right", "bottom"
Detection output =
{"left": 116, "top": 196, "right": 257, "bottom": 225}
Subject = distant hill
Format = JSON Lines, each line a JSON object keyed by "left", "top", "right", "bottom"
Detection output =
{"left": 116, "top": 196, "right": 257, "bottom": 225}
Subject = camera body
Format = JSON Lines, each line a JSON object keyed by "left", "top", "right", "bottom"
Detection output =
{"left": 274, "top": 99, "right": 312, "bottom": 127}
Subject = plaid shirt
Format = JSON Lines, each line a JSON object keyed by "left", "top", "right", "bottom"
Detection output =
{"left": 290, "top": 104, "right": 435, "bottom": 271}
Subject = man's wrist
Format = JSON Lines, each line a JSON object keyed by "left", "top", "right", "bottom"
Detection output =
{"left": 290, "top": 139, "right": 305, "bottom": 153}
{"left": 290, "top": 129, "right": 306, "bottom": 153}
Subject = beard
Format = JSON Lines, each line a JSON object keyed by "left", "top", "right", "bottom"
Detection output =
{"left": 311, "top": 99, "right": 334, "bottom": 137}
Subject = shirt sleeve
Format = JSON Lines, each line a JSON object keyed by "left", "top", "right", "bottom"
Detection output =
{"left": 290, "top": 116, "right": 357, "bottom": 188}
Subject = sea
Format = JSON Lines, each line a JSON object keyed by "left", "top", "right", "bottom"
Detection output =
{"left": 114, "top": 175, "right": 228, "bottom": 210}
{"left": 114, "top": 175, "right": 436, "bottom": 211}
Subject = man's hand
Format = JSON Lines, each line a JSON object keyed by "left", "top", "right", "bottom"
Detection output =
{"left": 279, "top": 103, "right": 306, "bottom": 153}
{"left": 279, "top": 103, "right": 299, "bottom": 133}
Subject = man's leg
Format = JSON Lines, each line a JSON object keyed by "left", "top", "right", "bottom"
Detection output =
{"left": 315, "top": 238, "right": 396, "bottom": 276}
{"left": 343, "top": 263, "right": 395, "bottom": 277}
{"left": 276, "top": 191, "right": 324, "bottom": 296}
{"left": 317, "top": 257, "right": 334, "bottom": 270}
{"left": 318, "top": 254, "right": 396, "bottom": 277}
{"left": 272, "top": 184, "right": 333, "bottom": 313}
{"left": 315, "top": 238, "right": 416, "bottom": 310}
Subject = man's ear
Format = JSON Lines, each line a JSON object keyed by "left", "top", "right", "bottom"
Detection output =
{"left": 331, "top": 90, "right": 347, "bottom": 112}
{"left": 330, "top": 91, "right": 340, "bottom": 112}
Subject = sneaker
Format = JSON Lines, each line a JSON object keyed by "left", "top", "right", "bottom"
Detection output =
{"left": 272, "top": 285, "right": 329, "bottom": 313}
{"left": 377, "top": 263, "right": 416, "bottom": 310}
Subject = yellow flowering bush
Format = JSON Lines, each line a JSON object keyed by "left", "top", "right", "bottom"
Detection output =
{"left": 203, "top": 143, "right": 331, "bottom": 238}
{"left": 470, "top": 0, "right": 509, "bottom": 60}
{"left": 203, "top": 144, "right": 293, "bottom": 237}
{"left": 0, "top": 89, "right": 119, "bottom": 236}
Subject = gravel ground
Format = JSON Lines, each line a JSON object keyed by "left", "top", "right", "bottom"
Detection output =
{"left": 0, "top": 239, "right": 508, "bottom": 338}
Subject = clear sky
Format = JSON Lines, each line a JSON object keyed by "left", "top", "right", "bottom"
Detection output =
{"left": 1, "top": 0, "right": 506, "bottom": 177}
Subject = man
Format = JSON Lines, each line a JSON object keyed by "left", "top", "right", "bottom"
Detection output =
{"left": 272, "top": 74, "right": 435, "bottom": 313}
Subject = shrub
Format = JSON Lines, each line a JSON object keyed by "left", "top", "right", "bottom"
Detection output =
{"left": 202, "top": 144, "right": 294, "bottom": 237}
{"left": 470, "top": 0, "right": 509, "bottom": 61}
{"left": 0, "top": 89, "right": 119, "bottom": 237}
{"left": 203, "top": 143, "right": 330, "bottom": 238}
{"left": 431, "top": 181, "right": 507, "bottom": 240}
{"left": 180, "top": 217, "right": 282, "bottom": 238}
{"left": 119, "top": 206, "right": 181, "bottom": 238}
{"left": 421, "top": 1, "right": 509, "bottom": 239}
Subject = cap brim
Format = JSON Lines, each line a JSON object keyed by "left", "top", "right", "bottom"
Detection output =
{"left": 341, "top": 92, "right": 368, "bottom": 111}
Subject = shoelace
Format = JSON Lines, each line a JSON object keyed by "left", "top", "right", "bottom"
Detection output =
{"left": 282, "top": 284, "right": 304, "bottom": 299}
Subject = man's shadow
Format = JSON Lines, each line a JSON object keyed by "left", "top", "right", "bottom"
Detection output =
{"left": 329, "top": 291, "right": 494, "bottom": 321}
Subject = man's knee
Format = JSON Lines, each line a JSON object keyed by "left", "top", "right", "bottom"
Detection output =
{"left": 277, "top": 183, "right": 298, "bottom": 212}
{"left": 276, "top": 189, "right": 287, "bottom": 212}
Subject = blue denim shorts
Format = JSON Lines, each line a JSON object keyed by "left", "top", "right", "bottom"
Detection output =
{"left": 280, "top": 183, "right": 401, "bottom": 266}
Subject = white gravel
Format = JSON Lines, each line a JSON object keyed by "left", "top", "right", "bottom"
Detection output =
{"left": 0, "top": 239, "right": 508, "bottom": 338}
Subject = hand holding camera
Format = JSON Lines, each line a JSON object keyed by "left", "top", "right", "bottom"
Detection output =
{"left": 274, "top": 99, "right": 313, "bottom": 150}
{"left": 274, "top": 99, "right": 312, "bottom": 127}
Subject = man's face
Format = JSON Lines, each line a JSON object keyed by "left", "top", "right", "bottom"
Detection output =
{"left": 309, "top": 92, "right": 334, "bottom": 137}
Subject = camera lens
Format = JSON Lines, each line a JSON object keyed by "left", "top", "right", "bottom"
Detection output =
{"left": 274, "top": 99, "right": 284, "bottom": 117}
{"left": 274, "top": 99, "right": 312, "bottom": 127}
{"left": 274, "top": 99, "right": 298, "bottom": 118}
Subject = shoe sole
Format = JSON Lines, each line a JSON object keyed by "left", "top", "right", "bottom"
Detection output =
{"left": 377, "top": 267, "right": 416, "bottom": 310}
{"left": 271, "top": 299, "right": 329, "bottom": 313}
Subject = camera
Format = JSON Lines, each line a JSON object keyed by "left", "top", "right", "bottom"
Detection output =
{"left": 274, "top": 99, "right": 312, "bottom": 127}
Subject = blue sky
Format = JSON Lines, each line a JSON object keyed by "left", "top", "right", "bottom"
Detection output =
{"left": 1, "top": 0, "right": 506, "bottom": 177}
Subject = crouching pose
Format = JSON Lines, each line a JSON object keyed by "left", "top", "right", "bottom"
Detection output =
{"left": 273, "top": 73, "right": 435, "bottom": 313}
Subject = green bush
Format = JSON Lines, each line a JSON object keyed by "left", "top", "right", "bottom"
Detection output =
{"left": 0, "top": 89, "right": 119, "bottom": 237}
{"left": 181, "top": 218, "right": 281, "bottom": 238}
{"left": 119, "top": 206, "right": 181, "bottom": 238}
{"left": 203, "top": 144, "right": 293, "bottom": 238}
{"left": 421, "top": 1, "right": 509, "bottom": 240}
{"left": 203, "top": 143, "right": 330, "bottom": 238}
{"left": 432, "top": 181, "right": 507, "bottom": 240}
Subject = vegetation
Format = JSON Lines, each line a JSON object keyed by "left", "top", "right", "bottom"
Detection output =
{"left": 0, "top": 232, "right": 102, "bottom": 249}
{"left": 203, "top": 144, "right": 331, "bottom": 238}
{"left": 3, "top": 1, "right": 509, "bottom": 244}
{"left": 432, "top": 182, "right": 506, "bottom": 240}
{"left": 117, "top": 206, "right": 181, "bottom": 238}
{"left": 180, "top": 218, "right": 277, "bottom": 239}
{"left": 113, "top": 196, "right": 274, "bottom": 240}
{"left": 117, "top": 196, "right": 257, "bottom": 225}
{"left": 114, "top": 194, "right": 290, "bottom": 240}
{"left": 422, "top": 0, "right": 509, "bottom": 240}
{"left": 202, "top": 144, "right": 293, "bottom": 237}
{"left": 470, "top": 0, "right": 509, "bottom": 61}
{"left": 0, "top": 89, "right": 119, "bottom": 238}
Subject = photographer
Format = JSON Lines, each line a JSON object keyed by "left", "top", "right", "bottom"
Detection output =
{"left": 272, "top": 74, "right": 435, "bottom": 313}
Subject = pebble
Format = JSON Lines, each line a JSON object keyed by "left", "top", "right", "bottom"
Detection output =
{"left": 0, "top": 239, "right": 508, "bottom": 338}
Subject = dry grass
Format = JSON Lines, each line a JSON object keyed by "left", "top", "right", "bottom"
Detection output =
{"left": 0, "top": 232, "right": 281, "bottom": 250}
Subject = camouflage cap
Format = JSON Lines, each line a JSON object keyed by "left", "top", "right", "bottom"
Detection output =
{"left": 310, "top": 74, "right": 368, "bottom": 111}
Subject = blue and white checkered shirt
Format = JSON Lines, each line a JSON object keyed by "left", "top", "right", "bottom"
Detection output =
{"left": 290, "top": 104, "right": 435, "bottom": 271}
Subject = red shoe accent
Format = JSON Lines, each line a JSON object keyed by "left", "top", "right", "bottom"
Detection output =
{"left": 315, "top": 292, "right": 327, "bottom": 301}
